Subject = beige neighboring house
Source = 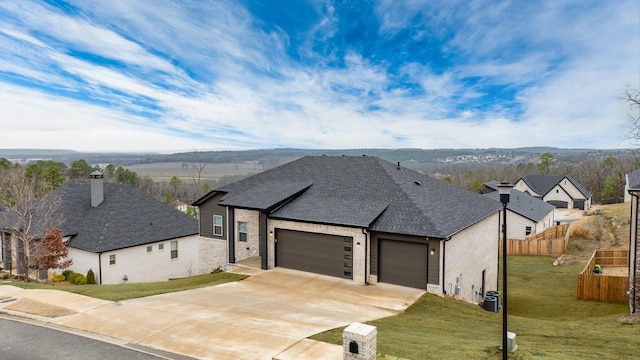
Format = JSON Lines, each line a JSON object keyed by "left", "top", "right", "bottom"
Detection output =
{"left": 483, "top": 184, "right": 556, "bottom": 239}
{"left": 514, "top": 175, "right": 592, "bottom": 210}
{"left": 173, "top": 200, "right": 189, "bottom": 213}
{"left": 193, "top": 156, "right": 502, "bottom": 304}
{"left": 625, "top": 169, "right": 640, "bottom": 314}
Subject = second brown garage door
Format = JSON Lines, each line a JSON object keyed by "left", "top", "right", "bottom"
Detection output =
{"left": 378, "top": 239, "right": 428, "bottom": 289}
{"left": 275, "top": 229, "right": 353, "bottom": 279}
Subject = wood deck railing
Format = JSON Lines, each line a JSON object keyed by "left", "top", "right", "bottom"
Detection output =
{"left": 576, "top": 250, "right": 629, "bottom": 304}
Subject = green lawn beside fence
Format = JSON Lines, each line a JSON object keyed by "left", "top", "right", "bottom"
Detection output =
{"left": 311, "top": 256, "right": 638, "bottom": 360}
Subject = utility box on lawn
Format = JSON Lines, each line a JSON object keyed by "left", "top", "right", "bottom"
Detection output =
{"left": 507, "top": 332, "right": 518, "bottom": 352}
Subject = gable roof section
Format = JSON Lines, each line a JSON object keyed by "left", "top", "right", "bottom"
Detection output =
{"left": 519, "top": 175, "right": 591, "bottom": 199}
{"left": 627, "top": 169, "right": 640, "bottom": 190}
{"left": 564, "top": 175, "right": 591, "bottom": 198}
{"left": 213, "top": 156, "right": 501, "bottom": 238}
{"left": 49, "top": 180, "right": 198, "bottom": 253}
{"left": 219, "top": 181, "right": 313, "bottom": 211}
{"left": 483, "top": 181, "right": 500, "bottom": 192}
{"left": 484, "top": 189, "right": 555, "bottom": 222}
{"left": 519, "top": 175, "right": 564, "bottom": 195}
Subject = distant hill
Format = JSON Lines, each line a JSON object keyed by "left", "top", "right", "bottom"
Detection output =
{"left": 0, "top": 147, "right": 636, "bottom": 168}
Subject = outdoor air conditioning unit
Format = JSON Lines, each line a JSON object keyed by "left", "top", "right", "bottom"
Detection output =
{"left": 507, "top": 332, "right": 518, "bottom": 352}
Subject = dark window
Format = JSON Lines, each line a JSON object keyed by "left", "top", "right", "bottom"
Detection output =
{"left": 146, "top": 245, "right": 152, "bottom": 254}
{"left": 238, "top": 221, "right": 247, "bottom": 242}
{"left": 525, "top": 226, "right": 532, "bottom": 236}
{"left": 109, "top": 254, "right": 116, "bottom": 266}
{"left": 158, "top": 243, "right": 164, "bottom": 251}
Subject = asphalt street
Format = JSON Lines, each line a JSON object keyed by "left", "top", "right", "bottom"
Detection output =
{"left": 0, "top": 317, "right": 173, "bottom": 360}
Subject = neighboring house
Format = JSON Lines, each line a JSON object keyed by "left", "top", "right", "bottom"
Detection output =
{"left": 513, "top": 175, "right": 592, "bottom": 210}
{"left": 482, "top": 180, "right": 501, "bottom": 194}
{"left": 1, "top": 171, "right": 223, "bottom": 284}
{"left": 173, "top": 200, "right": 189, "bottom": 213}
{"left": 483, "top": 189, "right": 556, "bottom": 239}
{"left": 625, "top": 169, "right": 640, "bottom": 314}
{"left": 193, "top": 156, "right": 502, "bottom": 303}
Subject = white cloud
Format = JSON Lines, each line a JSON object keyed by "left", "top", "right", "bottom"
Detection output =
{"left": 0, "top": 0, "right": 637, "bottom": 152}
{"left": 0, "top": 85, "right": 216, "bottom": 152}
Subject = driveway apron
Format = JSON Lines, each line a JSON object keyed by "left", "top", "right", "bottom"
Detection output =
{"left": 1, "top": 268, "right": 424, "bottom": 360}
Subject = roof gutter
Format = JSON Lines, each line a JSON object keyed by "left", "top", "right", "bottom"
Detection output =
{"left": 362, "top": 228, "right": 369, "bottom": 285}
{"left": 442, "top": 237, "right": 450, "bottom": 295}
{"left": 98, "top": 252, "right": 102, "bottom": 285}
{"left": 629, "top": 191, "right": 638, "bottom": 313}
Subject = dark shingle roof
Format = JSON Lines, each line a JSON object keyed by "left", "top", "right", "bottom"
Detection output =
{"left": 49, "top": 180, "right": 198, "bottom": 253}
{"left": 520, "top": 175, "right": 591, "bottom": 199}
{"left": 627, "top": 169, "right": 640, "bottom": 190}
{"left": 219, "top": 181, "right": 313, "bottom": 210}
{"left": 483, "top": 181, "right": 501, "bottom": 192}
{"left": 213, "top": 156, "right": 501, "bottom": 238}
{"left": 484, "top": 189, "right": 555, "bottom": 222}
{"left": 0, "top": 203, "right": 13, "bottom": 230}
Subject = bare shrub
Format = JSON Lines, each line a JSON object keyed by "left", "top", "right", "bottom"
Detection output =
{"left": 569, "top": 224, "right": 590, "bottom": 239}
{"left": 594, "top": 228, "right": 602, "bottom": 242}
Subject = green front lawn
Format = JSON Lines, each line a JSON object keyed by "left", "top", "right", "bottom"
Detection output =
{"left": 311, "top": 256, "right": 638, "bottom": 359}
{"left": 1, "top": 272, "right": 248, "bottom": 302}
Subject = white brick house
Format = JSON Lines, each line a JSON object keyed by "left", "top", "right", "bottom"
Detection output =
{"left": 513, "top": 175, "right": 591, "bottom": 210}
{"left": 1, "top": 172, "right": 226, "bottom": 284}
{"left": 193, "top": 156, "right": 502, "bottom": 303}
{"left": 484, "top": 188, "right": 556, "bottom": 240}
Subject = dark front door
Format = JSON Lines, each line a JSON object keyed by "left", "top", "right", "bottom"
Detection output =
{"left": 275, "top": 229, "right": 353, "bottom": 279}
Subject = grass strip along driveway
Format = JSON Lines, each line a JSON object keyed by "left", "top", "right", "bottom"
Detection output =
{"left": 1, "top": 272, "right": 248, "bottom": 302}
{"left": 312, "top": 256, "right": 639, "bottom": 360}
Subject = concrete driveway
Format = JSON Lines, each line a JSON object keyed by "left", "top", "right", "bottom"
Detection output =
{"left": 0, "top": 268, "right": 424, "bottom": 360}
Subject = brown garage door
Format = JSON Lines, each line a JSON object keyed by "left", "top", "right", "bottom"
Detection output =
{"left": 275, "top": 229, "right": 353, "bottom": 279}
{"left": 379, "top": 239, "right": 428, "bottom": 289}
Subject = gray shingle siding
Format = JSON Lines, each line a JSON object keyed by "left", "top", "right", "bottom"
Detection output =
{"left": 197, "top": 192, "right": 226, "bottom": 239}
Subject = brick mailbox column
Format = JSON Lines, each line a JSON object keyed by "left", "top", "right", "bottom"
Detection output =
{"left": 343, "top": 322, "right": 377, "bottom": 360}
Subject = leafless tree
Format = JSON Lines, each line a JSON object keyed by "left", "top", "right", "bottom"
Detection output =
{"left": 0, "top": 165, "right": 62, "bottom": 281}
{"left": 192, "top": 161, "right": 208, "bottom": 190}
{"left": 624, "top": 86, "right": 640, "bottom": 142}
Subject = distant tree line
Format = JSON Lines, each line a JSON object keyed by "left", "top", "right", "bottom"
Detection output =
{"left": 3, "top": 151, "right": 640, "bottom": 214}
{"left": 0, "top": 157, "right": 249, "bottom": 217}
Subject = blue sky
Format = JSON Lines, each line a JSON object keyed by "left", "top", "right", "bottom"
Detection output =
{"left": 0, "top": 0, "right": 638, "bottom": 152}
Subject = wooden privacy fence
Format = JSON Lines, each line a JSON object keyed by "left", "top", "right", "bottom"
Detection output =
{"left": 576, "top": 250, "right": 629, "bottom": 304}
{"left": 505, "top": 224, "right": 569, "bottom": 255}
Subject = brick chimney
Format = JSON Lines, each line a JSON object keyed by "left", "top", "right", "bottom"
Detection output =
{"left": 90, "top": 170, "right": 104, "bottom": 208}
